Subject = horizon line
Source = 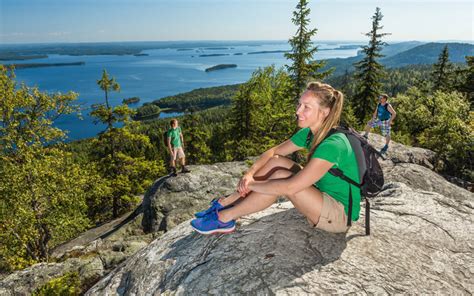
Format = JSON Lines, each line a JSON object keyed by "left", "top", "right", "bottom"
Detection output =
{"left": 1, "top": 39, "right": 473, "bottom": 46}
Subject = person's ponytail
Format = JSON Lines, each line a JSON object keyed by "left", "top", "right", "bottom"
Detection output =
{"left": 305, "top": 83, "right": 344, "bottom": 162}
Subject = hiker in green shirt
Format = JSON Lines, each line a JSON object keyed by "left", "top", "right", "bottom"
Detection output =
{"left": 167, "top": 119, "right": 190, "bottom": 175}
{"left": 191, "top": 82, "right": 361, "bottom": 235}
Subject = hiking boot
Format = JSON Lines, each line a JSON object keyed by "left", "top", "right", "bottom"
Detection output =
{"left": 170, "top": 167, "right": 177, "bottom": 176}
{"left": 190, "top": 210, "right": 236, "bottom": 235}
{"left": 380, "top": 145, "right": 388, "bottom": 154}
{"left": 181, "top": 166, "right": 191, "bottom": 173}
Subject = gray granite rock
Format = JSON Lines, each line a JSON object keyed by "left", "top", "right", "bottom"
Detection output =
{"left": 142, "top": 161, "right": 250, "bottom": 233}
{"left": 86, "top": 182, "right": 473, "bottom": 295}
{"left": 3, "top": 136, "right": 473, "bottom": 295}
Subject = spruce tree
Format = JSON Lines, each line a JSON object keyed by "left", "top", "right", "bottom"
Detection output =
{"left": 285, "top": 0, "right": 330, "bottom": 103}
{"left": 460, "top": 56, "right": 474, "bottom": 107}
{"left": 431, "top": 45, "right": 453, "bottom": 92}
{"left": 353, "top": 7, "right": 390, "bottom": 124}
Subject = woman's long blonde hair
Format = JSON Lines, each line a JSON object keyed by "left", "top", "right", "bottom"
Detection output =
{"left": 305, "top": 81, "right": 344, "bottom": 161}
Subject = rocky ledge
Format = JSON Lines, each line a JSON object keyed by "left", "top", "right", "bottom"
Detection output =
{"left": 86, "top": 134, "right": 473, "bottom": 295}
{"left": 1, "top": 133, "right": 472, "bottom": 295}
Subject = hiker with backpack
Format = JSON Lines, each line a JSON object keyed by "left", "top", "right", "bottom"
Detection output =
{"left": 363, "top": 94, "right": 396, "bottom": 155}
{"left": 191, "top": 82, "right": 383, "bottom": 235}
{"left": 166, "top": 119, "right": 190, "bottom": 175}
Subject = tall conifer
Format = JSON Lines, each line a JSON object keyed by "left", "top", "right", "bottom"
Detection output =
{"left": 353, "top": 7, "right": 390, "bottom": 123}
{"left": 431, "top": 45, "right": 453, "bottom": 92}
{"left": 285, "top": 0, "right": 329, "bottom": 103}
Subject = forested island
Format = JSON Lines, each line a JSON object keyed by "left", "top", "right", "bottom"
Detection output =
{"left": 247, "top": 50, "right": 290, "bottom": 55}
{"left": 4, "top": 61, "right": 85, "bottom": 69}
{"left": 205, "top": 64, "right": 237, "bottom": 72}
{"left": 199, "top": 53, "right": 229, "bottom": 57}
{"left": 122, "top": 97, "right": 140, "bottom": 104}
{"left": 0, "top": 54, "right": 48, "bottom": 61}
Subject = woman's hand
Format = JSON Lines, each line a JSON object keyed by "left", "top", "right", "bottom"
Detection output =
{"left": 238, "top": 173, "right": 254, "bottom": 197}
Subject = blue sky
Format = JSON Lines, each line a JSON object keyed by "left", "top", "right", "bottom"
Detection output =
{"left": 0, "top": 0, "right": 472, "bottom": 44}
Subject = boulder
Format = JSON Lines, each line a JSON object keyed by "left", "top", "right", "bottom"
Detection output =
{"left": 142, "top": 161, "right": 250, "bottom": 233}
{"left": 86, "top": 182, "right": 473, "bottom": 294}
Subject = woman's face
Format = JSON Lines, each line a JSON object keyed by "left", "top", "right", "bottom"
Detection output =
{"left": 295, "top": 91, "right": 329, "bottom": 129}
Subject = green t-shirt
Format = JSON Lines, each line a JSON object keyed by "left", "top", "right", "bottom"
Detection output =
{"left": 290, "top": 127, "right": 361, "bottom": 221}
{"left": 167, "top": 127, "right": 182, "bottom": 148}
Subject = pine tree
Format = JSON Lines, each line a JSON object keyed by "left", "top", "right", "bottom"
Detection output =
{"left": 285, "top": 0, "right": 330, "bottom": 103}
{"left": 96, "top": 69, "right": 120, "bottom": 130}
{"left": 431, "top": 45, "right": 453, "bottom": 92}
{"left": 353, "top": 7, "right": 390, "bottom": 123}
{"left": 90, "top": 70, "right": 165, "bottom": 218}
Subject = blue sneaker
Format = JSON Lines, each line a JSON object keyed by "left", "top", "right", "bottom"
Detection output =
{"left": 380, "top": 145, "right": 388, "bottom": 154}
{"left": 194, "top": 198, "right": 227, "bottom": 218}
{"left": 191, "top": 210, "right": 236, "bottom": 235}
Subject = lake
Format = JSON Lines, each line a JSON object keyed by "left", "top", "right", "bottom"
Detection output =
{"left": 9, "top": 41, "right": 363, "bottom": 140}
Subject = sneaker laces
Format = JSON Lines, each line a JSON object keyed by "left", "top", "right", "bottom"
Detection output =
{"left": 203, "top": 208, "right": 219, "bottom": 221}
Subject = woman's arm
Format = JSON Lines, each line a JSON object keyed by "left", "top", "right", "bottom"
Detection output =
{"left": 244, "top": 139, "right": 302, "bottom": 177}
{"left": 248, "top": 157, "right": 334, "bottom": 196}
{"left": 238, "top": 140, "right": 302, "bottom": 196}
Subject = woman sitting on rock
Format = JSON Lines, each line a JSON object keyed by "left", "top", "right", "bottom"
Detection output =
{"left": 191, "top": 82, "right": 361, "bottom": 235}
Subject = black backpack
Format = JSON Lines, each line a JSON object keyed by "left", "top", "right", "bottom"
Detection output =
{"left": 312, "top": 126, "right": 384, "bottom": 235}
{"left": 163, "top": 130, "right": 169, "bottom": 147}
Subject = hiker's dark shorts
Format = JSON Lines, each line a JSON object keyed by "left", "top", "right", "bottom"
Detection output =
{"left": 308, "top": 192, "right": 349, "bottom": 233}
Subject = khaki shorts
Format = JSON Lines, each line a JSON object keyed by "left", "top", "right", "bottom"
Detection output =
{"left": 308, "top": 192, "right": 349, "bottom": 233}
{"left": 170, "top": 147, "right": 185, "bottom": 161}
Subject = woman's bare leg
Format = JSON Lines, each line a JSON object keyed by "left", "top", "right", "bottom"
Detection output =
{"left": 218, "top": 169, "right": 293, "bottom": 222}
{"left": 218, "top": 156, "right": 325, "bottom": 224}
{"left": 218, "top": 155, "right": 301, "bottom": 207}
{"left": 218, "top": 169, "right": 325, "bottom": 225}
{"left": 286, "top": 186, "right": 324, "bottom": 225}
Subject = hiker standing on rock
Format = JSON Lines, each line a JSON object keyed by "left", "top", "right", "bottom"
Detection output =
{"left": 167, "top": 119, "right": 190, "bottom": 175}
{"left": 191, "top": 82, "right": 363, "bottom": 235}
{"left": 363, "top": 94, "right": 396, "bottom": 155}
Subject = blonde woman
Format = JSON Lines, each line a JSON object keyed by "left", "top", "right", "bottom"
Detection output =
{"left": 191, "top": 82, "right": 360, "bottom": 234}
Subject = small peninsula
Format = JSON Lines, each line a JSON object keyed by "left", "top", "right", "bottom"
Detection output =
{"left": 205, "top": 64, "right": 237, "bottom": 72}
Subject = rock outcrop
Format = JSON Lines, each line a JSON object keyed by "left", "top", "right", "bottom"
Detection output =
{"left": 86, "top": 134, "right": 473, "bottom": 295}
{"left": 2, "top": 133, "right": 472, "bottom": 295}
{"left": 87, "top": 181, "right": 473, "bottom": 295}
{"left": 142, "top": 161, "right": 250, "bottom": 233}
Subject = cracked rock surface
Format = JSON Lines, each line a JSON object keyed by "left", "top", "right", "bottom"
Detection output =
{"left": 87, "top": 181, "right": 473, "bottom": 295}
{"left": 2, "top": 134, "right": 473, "bottom": 295}
{"left": 87, "top": 135, "right": 473, "bottom": 295}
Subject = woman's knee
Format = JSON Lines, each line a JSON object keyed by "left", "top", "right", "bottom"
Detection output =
{"left": 256, "top": 155, "right": 300, "bottom": 176}
{"left": 255, "top": 165, "right": 294, "bottom": 181}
